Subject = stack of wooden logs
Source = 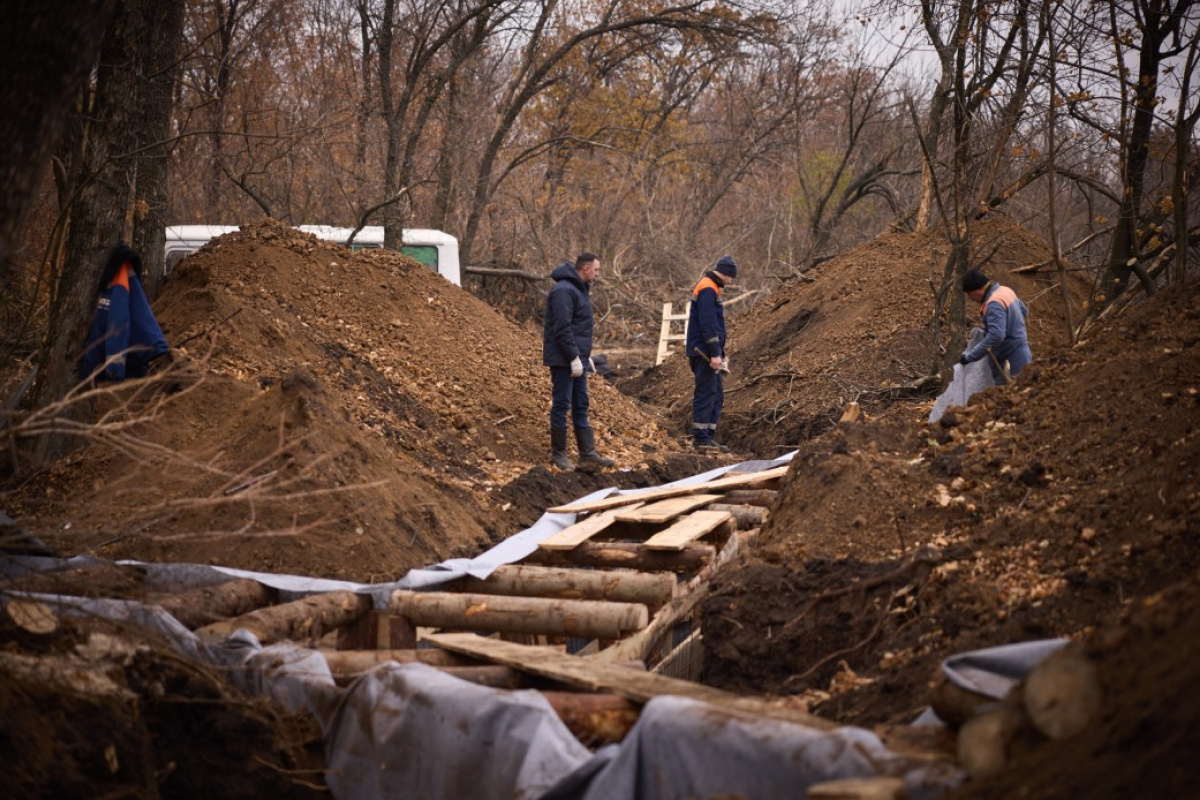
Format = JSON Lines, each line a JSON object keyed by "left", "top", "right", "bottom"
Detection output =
{"left": 930, "top": 643, "right": 1103, "bottom": 779}
{"left": 5, "top": 465, "right": 841, "bottom": 747}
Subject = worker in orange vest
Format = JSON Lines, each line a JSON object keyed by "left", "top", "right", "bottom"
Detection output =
{"left": 686, "top": 256, "right": 737, "bottom": 451}
{"left": 960, "top": 269, "right": 1032, "bottom": 383}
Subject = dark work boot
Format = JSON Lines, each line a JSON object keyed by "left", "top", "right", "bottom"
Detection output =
{"left": 550, "top": 427, "right": 573, "bottom": 471}
{"left": 575, "top": 427, "right": 614, "bottom": 472}
{"left": 710, "top": 429, "right": 731, "bottom": 453}
{"left": 693, "top": 428, "right": 719, "bottom": 453}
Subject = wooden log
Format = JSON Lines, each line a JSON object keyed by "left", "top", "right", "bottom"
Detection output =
{"left": 807, "top": 777, "right": 906, "bottom": 800}
{"left": 153, "top": 578, "right": 277, "bottom": 629}
{"left": 721, "top": 489, "right": 779, "bottom": 508}
{"left": 957, "top": 704, "right": 1025, "bottom": 779}
{"left": 1021, "top": 647, "right": 1102, "bottom": 740}
{"left": 327, "top": 659, "right": 521, "bottom": 688}
{"left": 547, "top": 466, "right": 789, "bottom": 514}
{"left": 591, "top": 528, "right": 758, "bottom": 665}
{"left": 0, "top": 563, "right": 146, "bottom": 597}
{"left": 3, "top": 598, "right": 57, "bottom": 635}
{"left": 426, "top": 632, "right": 838, "bottom": 731}
{"left": 929, "top": 673, "right": 996, "bottom": 729}
{"left": 391, "top": 591, "right": 649, "bottom": 640}
{"left": 614, "top": 495, "right": 722, "bottom": 524}
{"left": 336, "top": 610, "right": 416, "bottom": 650}
{"left": 323, "top": 648, "right": 477, "bottom": 677}
{"left": 643, "top": 512, "right": 734, "bottom": 551}
{"left": 521, "top": 540, "right": 715, "bottom": 572}
{"left": 708, "top": 503, "right": 768, "bottom": 529}
{"left": 539, "top": 503, "right": 644, "bottom": 550}
{"left": 446, "top": 565, "right": 674, "bottom": 610}
{"left": 540, "top": 691, "right": 640, "bottom": 744}
{"left": 195, "top": 590, "right": 372, "bottom": 645}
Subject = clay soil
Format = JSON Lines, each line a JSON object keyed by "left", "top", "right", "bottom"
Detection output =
{"left": 3, "top": 214, "right": 1198, "bottom": 798}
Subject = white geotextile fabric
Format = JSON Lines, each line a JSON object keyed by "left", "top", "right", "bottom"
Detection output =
{"left": 0, "top": 450, "right": 971, "bottom": 799}
{"left": 928, "top": 330, "right": 996, "bottom": 424}
{"left": 941, "top": 638, "right": 1069, "bottom": 699}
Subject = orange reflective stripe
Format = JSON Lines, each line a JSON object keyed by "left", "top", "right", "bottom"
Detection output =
{"left": 980, "top": 284, "right": 1016, "bottom": 316}
{"left": 692, "top": 275, "right": 722, "bottom": 299}
{"left": 112, "top": 263, "right": 131, "bottom": 291}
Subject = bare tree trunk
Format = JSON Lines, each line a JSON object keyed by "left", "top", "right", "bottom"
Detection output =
{"left": 0, "top": 0, "right": 117, "bottom": 274}
{"left": 377, "top": 0, "right": 406, "bottom": 249}
{"left": 29, "top": 0, "right": 147, "bottom": 463}
{"left": 1044, "top": 7, "right": 1075, "bottom": 341}
{"left": 1097, "top": 0, "right": 1189, "bottom": 306}
{"left": 353, "top": 0, "right": 374, "bottom": 197}
{"left": 1173, "top": 29, "right": 1200, "bottom": 284}
{"left": 432, "top": 72, "right": 464, "bottom": 231}
{"left": 131, "top": 0, "right": 186, "bottom": 299}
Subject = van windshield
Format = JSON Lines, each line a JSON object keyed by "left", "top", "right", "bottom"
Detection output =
{"left": 400, "top": 245, "right": 438, "bottom": 270}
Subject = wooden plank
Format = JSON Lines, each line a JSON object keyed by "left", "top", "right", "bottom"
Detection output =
{"left": 547, "top": 465, "right": 790, "bottom": 515}
{"left": 425, "top": 631, "right": 837, "bottom": 731}
{"left": 539, "top": 502, "right": 645, "bottom": 551}
{"left": 642, "top": 510, "right": 734, "bottom": 551}
{"left": 615, "top": 494, "right": 722, "bottom": 524}
{"left": 521, "top": 540, "right": 715, "bottom": 572}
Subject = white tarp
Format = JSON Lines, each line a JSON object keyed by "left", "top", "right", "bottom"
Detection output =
{"left": 1, "top": 451, "right": 970, "bottom": 799}
{"left": 929, "top": 330, "right": 996, "bottom": 424}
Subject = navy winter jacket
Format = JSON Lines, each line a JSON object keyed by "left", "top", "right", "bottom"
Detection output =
{"left": 542, "top": 262, "right": 594, "bottom": 367}
{"left": 78, "top": 264, "right": 170, "bottom": 382}
{"left": 686, "top": 272, "right": 726, "bottom": 359}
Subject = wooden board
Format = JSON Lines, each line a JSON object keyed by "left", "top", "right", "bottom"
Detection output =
{"left": 615, "top": 494, "right": 721, "bottom": 524}
{"left": 539, "top": 502, "right": 644, "bottom": 550}
{"left": 642, "top": 510, "right": 733, "bottom": 551}
{"left": 521, "top": 541, "right": 715, "bottom": 573}
{"left": 547, "top": 466, "right": 789, "bottom": 515}
{"left": 426, "top": 631, "right": 836, "bottom": 731}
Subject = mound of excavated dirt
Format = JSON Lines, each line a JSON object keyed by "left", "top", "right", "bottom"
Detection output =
{"left": 5, "top": 219, "right": 688, "bottom": 581}
{"left": 701, "top": 278, "right": 1200, "bottom": 781}
{"left": 623, "top": 215, "right": 1086, "bottom": 454}
{"left": 0, "top": 615, "right": 323, "bottom": 799}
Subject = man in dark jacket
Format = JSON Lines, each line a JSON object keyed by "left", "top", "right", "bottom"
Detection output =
{"left": 959, "top": 269, "right": 1032, "bottom": 383}
{"left": 78, "top": 243, "right": 170, "bottom": 383}
{"left": 542, "top": 252, "right": 614, "bottom": 471}
{"left": 687, "top": 255, "right": 737, "bottom": 451}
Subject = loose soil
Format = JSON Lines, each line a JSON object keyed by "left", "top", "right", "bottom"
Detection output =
{"left": 5, "top": 219, "right": 705, "bottom": 581}
{"left": 622, "top": 215, "right": 1086, "bottom": 452}
{"left": 700, "top": 268, "right": 1200, "bottom": 796}
{"left": 3, "top": 214, "right": 1197, "bottom": 798}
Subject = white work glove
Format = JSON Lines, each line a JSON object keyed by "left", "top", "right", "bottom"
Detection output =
{"left": 570, "top": 356, "right": 584, "bottom": 378}
{"left": 587, "top": 357, "right": 596, "bottom": 375}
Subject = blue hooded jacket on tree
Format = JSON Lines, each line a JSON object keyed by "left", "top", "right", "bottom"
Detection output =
{"left": 542, "top": 261, "right": 594, "bottom": 367}
{"left": 78, "top": 244, "right": 170, "bottom": 382}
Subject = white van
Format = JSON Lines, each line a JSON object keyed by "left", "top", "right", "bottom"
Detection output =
{"left": 164, "top": 224, "right": 462, "bottom": 286}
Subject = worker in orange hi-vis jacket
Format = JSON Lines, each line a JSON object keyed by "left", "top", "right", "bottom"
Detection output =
{"left": 686, "top": 255, "right": 737, "bottom": 452}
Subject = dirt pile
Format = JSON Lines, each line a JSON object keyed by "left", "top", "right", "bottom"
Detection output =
{"left": 623, "top": 215, "right": 1085, "bottom": 453}
{"left": 0, "top": 614, "right": 323, "bottom": 799}
{"left": 5, "top": 219, "right": 683, "bottom": 581}
{"left": 701, "top": 277, "right": 1200, "bottom": 737}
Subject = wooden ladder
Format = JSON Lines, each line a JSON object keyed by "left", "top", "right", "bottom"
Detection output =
{"left": 655, "top": 301, "right": 691, "bottom": 365}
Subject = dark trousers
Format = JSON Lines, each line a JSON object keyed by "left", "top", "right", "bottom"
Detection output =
{"left": 549, "top": 366, "right": 590, "bottom": 430}
{"left": 690, "top": 356, "right": 723, "bottom": 437}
